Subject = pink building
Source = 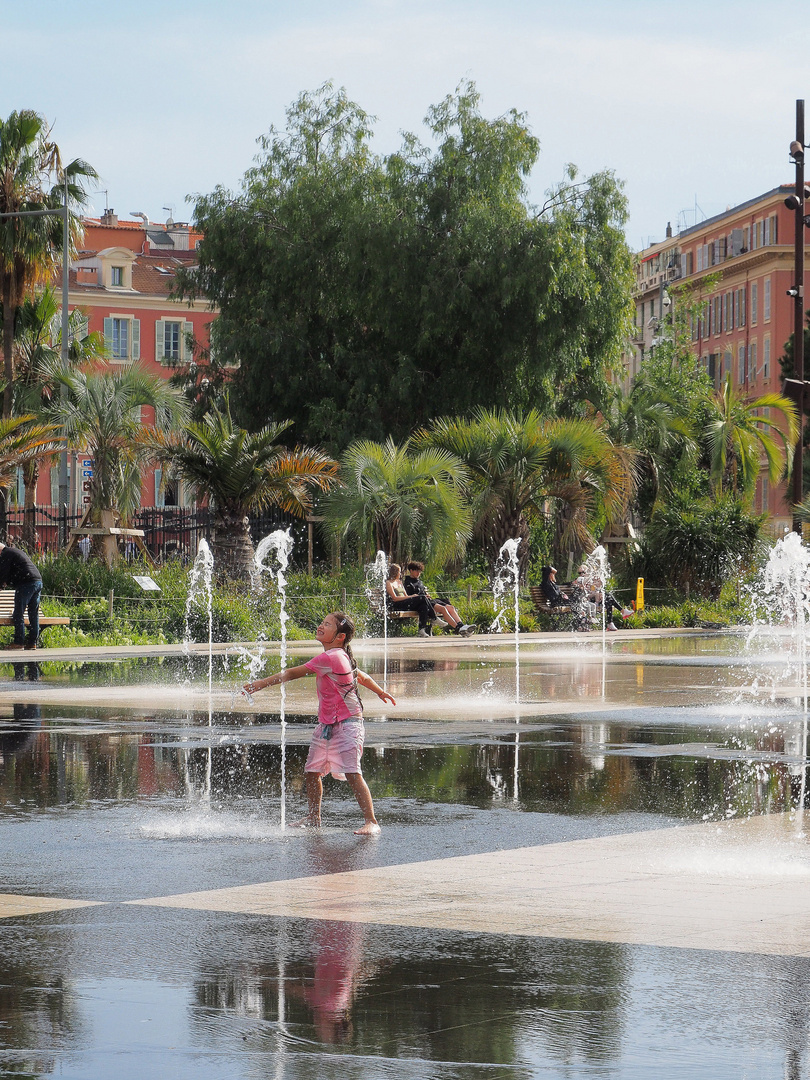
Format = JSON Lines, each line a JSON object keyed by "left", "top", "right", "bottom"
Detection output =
{"left": 31, "top": 210, "right": 216, "bottom": 514}
{"left": 631, "top": 186, "right": 810, "bottom": 532}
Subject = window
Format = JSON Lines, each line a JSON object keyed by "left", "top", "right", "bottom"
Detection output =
{"left": 164, "top": 321, "right": 181, "bottom": 361}
{"left": 761, "top": 477, "right": 769, "bottom": 514}
{"left": 103, "top": 316, "right": 140, "bottom": 362}
{"left": 738, "top": 287, "right": 746, "bottom": 328}
{"left": 111, "top": 266, "right": 124, "bottom": 287}
{"left": 749, "top": 342, "right": 757, "bottom": 381}
{"left": 763, "top": 337, "right": 770, "bottom": 380}
{"left": 764, "top": 217, "right": 770, "bottom": 246}
{"left": 738, "top": 346, "right": 745, "bottom": 383}
{"left": 764, "top": 278, "right": 771, "bottom": 321}
{"left": 155, "top": 318, "right": 193, "bottom": 363}
{"left": 723, "top": 293, "right": 730, "bottom": 332}
{"left": 751, "top": 282, "right": 758, "bottom": 324}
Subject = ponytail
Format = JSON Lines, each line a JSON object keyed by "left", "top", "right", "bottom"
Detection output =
{"left": 331, "top": 612, "right": 357, "bottom": 672}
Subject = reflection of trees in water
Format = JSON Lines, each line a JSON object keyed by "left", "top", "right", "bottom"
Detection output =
{"left": 0, "top": 719, "right": 801, "bottom": 819}
{"left": 0, "top": 929, "right": 84, "bottom": 1074}
{"left": 191, "top": 923, "right": 627, "bottom": 1069}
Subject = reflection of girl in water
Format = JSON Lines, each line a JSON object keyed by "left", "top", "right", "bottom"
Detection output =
{"left": 244, "top": 612, "right": 395, "bottom": 834}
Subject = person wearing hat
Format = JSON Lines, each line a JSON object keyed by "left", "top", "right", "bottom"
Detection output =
{"left": 0, "top": 542, "right": 43, "bottom": 650}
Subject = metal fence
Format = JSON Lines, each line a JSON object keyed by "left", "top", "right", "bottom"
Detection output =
{"left": 3, "top": 505, "right": 305, "bottom": 564}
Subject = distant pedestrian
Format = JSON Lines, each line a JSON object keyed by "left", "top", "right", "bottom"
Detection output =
{"left": 78, "top": 535, "right": 91, "bottom": 562}
{"left": 0, "top": 543, "right": 43, "bottom": 651}
{"left": 243, "top": 611, "right": 395, "bottom": 834}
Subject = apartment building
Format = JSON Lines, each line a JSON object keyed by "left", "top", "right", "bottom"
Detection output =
{"left": 630, "top": 186, "right": 810, "bottom": 530}
{"left": 31, "top": 210, "right": 216, "bottom": 514}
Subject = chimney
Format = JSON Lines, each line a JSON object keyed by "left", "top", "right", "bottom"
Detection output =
{"left": 665, "top": 221, "right": 673, "bottom": 238}
{"left": 101, "top": 209, "right": 118, "bottom": 226}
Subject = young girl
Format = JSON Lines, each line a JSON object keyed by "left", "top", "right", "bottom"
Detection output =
{"left": 243, "top": 612, "right": 395, "bottom": 834}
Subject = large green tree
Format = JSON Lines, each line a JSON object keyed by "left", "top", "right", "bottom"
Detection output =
{"left": 180, "top": 82, "right": 633, "bottom": 452}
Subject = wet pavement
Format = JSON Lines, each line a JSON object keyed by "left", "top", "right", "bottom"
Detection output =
{"left": 2, "top": 630, "right": 810, "bottom": 1077}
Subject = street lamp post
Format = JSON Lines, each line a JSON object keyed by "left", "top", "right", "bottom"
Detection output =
{"left": 0, "top": 174, "right": 71, "bottom": 543}
{"left": 786, "top": 101, "right": 807, "bottom": 531}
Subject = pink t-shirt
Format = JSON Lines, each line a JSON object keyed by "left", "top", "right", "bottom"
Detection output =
{"left": 304, "top": 649, "right": 363, "bottom": 725}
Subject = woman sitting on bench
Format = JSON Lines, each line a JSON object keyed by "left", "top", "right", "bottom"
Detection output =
{"left": 385, "top": 563, "right": 435, "bottom": 636}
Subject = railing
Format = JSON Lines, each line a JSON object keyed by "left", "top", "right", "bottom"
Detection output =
{"left": 3, "top": 505, "right": 306, "bottom": 564}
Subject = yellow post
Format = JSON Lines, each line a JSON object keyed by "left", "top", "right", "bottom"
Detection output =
{"left": 636, "top": 577, "right": 645, "bottom": 612}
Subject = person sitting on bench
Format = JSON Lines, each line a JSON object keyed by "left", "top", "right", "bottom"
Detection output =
{"left": 385, "top": 563, "right": 435, "bottom": 635}
{"left": 403, "top": 561, "right": 473, "bottom": 637}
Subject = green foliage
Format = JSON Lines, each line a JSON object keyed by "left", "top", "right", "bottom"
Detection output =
{"left": 322, "top": 437, "right": 472, "bottom": 568}
{"left": 180, "top": 82, "right": 633, "bottom": 452}
{"left": 628, "top": 494, "right": 767, "bottom": 597}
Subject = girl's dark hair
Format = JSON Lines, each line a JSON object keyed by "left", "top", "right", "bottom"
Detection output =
{"left": 331, "top": 611, "right": 357, "bottom": 671}
{"left": 387, "top": 563, "right": 401, "bottom": 581}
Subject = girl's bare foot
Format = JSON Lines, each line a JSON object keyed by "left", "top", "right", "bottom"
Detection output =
{"left": 354, "top": 821, "right": 381, "bottom": 835}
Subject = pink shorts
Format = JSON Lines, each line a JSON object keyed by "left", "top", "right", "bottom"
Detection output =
{"left": 305, "top": 719, "right": 364, "bottom": 781}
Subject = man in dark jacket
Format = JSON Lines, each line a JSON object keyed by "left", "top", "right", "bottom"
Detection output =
{"left": 0, "top": 543, "right": 43, "bottom": 650}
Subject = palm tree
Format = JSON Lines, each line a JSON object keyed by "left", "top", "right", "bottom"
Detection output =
{"left": 418, "top": 408, "right": 634, "bottom": 572}
{"left": 0, "top": 413, "right": 64, "bottom": 492}
{"left": 322, "top": 438, "right": 471, "bottom": 568}
{"left": 7, "top": 287, "right": 106, "bottom": 547}
{"left": 45, "top": 363, "right": 188, "bottom": 555}
{"left": 594, "top": 380, "right": 697, "bottom": 520}
{"left": 145, "top": 397, "right": 338, "bottom": 579}
{"left": 0, "top": 110, "right": 97, "bottom": 418}
{"left": 704, "top": 375, "right": 799, "bottom": 500}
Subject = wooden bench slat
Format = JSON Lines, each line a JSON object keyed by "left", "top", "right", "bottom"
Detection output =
{"left": 0, "top": 589, "right": 70, "bottom": 627}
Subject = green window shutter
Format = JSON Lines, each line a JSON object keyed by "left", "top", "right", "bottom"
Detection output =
{"left": 103, "top": 317, "right": 113, "bottom": 354}
{"left": 131, "top": 319, "right": 140, "bottom": 360}
{"left": 155, "top": 320, "right": 164, "bottom": 362}
{"left": 184, "top": 321, "right": 194, "bottom": 361}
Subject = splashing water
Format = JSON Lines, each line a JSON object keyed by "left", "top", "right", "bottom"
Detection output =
{"left": 746, "top": 531, "right": 810, "bottom": 826}
{"left": 582, "top": 544, "right": 610, "bottom": 698}
{"left": 365, "top": 550, "right": 389, "bottom": 692}
{"left": 183, "top": 538, "right": 215, "bottom": 799}
{"left": 254, "top": 529, "right": 294, "bottom": 829}
{"left": 491, "top": 538, "right": 521, "bottom": 704}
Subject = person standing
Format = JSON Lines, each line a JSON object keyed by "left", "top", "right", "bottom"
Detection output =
{"left": 0, "top": 542, "right": 43, "bottom": 651}
{"left": 243, "top": 611, "right": 394, "bottom": 834}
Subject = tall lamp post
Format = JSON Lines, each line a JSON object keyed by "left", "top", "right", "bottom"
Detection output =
{"left": 785, "top": 100, "right": 809, "bottom": 532}
{"left": 0, "top": 174, "right": 71, "bottom": 542}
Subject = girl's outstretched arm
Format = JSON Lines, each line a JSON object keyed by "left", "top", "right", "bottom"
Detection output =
{"left": 357, "top": 669, "right": 396, "bottom": 706}
{"left": 244, "top": 664, "right": 311, "bottom": 695}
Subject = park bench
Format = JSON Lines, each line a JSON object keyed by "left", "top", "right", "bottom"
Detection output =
{"left": 366, "top": 586, "right": 420, "bottom": 631}
{"left": 529, "top": 586, "right": 576, "bottom": 628}
{"left": 0, "top": 589, "right": 71, "bottom": 633}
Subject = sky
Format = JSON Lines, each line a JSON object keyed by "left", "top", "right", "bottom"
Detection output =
{"left": 3, "top": 0, "right": 810, "bottom": 250}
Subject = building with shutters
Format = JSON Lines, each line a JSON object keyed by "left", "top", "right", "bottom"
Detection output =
{"left": 628, "top": 185, "right": 810, "bottom": 532}
{"left": 29, "top": 210, "right": 217, "bottom": 515}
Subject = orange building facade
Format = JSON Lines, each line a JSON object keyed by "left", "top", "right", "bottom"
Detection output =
{"left": 29, "top": 211, "right": 216, "bottom": 514}
{"left": 629, "top": 185, "right": 810, "bottom": 533}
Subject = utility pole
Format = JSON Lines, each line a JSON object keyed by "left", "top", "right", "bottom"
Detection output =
{"left": 792, "top": 100, "right": 805, "bottom": 531}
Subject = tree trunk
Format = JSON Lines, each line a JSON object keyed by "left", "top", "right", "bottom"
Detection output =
{"left": 21, "top": 458, "right": 39, "bottom": 551}
{"left": 212, "top": 507, "right": 255, "bottom": 581}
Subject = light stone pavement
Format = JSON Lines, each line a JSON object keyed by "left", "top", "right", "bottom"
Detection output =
{"left": 122, "top": 814, "right": 810, "bottom": 957}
